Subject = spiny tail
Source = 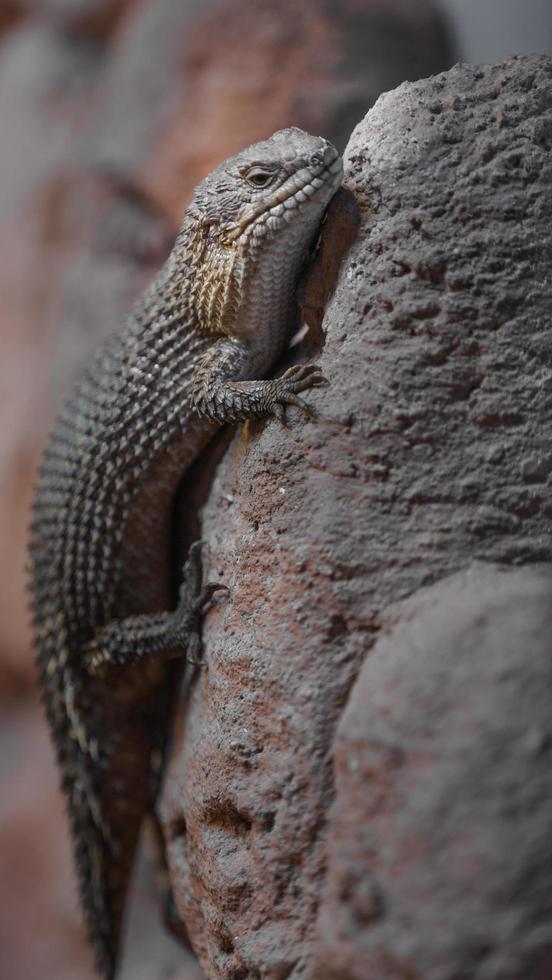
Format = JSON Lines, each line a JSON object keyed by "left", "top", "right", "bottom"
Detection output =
{"left": 41, "top": 664, "right": 132, "bottom": 980}
{"left": 30, "top": 548, "right": 174, "bottom": 980}
{"left": 69, "top": 783, "right": 120, "bottom": 980}
{"left": 29, "top": 566, "right": 128, "bottom": 977}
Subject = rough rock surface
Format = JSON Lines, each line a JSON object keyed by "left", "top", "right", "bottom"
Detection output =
{"left": 312, "top": 564, "right": 552, "bottom": 980}
{"left": 161, "top": 55, "right": 552, "bottom": 979}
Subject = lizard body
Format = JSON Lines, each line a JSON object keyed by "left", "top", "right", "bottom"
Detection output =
{"left": 29, "top": 128, "right": 342, "bottom": 979}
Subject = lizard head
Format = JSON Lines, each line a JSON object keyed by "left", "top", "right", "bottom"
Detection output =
{"left": 188, "top": 127, "right": 343, "bottom": 247}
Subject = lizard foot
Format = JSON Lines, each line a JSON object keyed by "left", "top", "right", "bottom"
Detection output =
{"left": 270, "top": 363, "right": 328, "bottom": 424}
{"left": 82, "top": 542, "right": 227, "bottom": 675}
{"left": 177, "top": 541, "right": 228, "bottom": 666}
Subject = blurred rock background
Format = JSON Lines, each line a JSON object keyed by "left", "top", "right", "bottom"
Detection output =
{"left": 0, "top": 1, "right": 549, "bottom": 978}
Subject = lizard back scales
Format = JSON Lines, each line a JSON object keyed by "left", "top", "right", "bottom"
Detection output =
{"left": 29, "top": 127, "right": 342, "bottom": 979}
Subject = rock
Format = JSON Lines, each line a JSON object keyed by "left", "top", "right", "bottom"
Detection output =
{"left": 19, "top": 0, "right": 130, "bottom": 40}
{"left": 0, "top": 0, "right": 21, "bottom": 37}
{"left": 0, "top": 700, "right": 202, "bottom": 980}
{"left": 312, "top": 564, "right": 552, "bottom": 980}
{"left": 0, "top": 23, "right": 101, "bottom": 690}
{"left": 0, "top": 24, "right": 99, "bottom": 217}
{"left": 161, "top": 55, "right": 552, "bottom": 978}
{"left": 0, "top": 703, "right": 97, "bottom": 980}
{"left": 82, "top": 0, "right": 453, "bottom": 213}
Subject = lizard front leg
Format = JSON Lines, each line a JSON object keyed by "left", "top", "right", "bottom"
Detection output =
{"left": 84, "top": 340, "right": 327, "bottom": 678}
{"left": 191, "top": 337, "right": 328, "bottom": 424}
{"left": 83, "top": 543, "right": 225, "bottom": 677}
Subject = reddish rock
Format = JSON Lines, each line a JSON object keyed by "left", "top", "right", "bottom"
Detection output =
{"left": 19, "top": 0, "right": 131, "bottom": 41}
{"left": 0, "top": 702, "right": 97, "bottom": 980}
{"left": 0, "top": 23, "right": 101, "bottom": 689}
{"left": 313, "top": 565, "right": 552, "bottom": 980}
{"left": 162, "top": 55, "right": 552, "bottom": 978}
{"left": 0, "top": 699, "right": 202, "bottom": 980}
{"left": 0, "top": 0, "right": 21, "bottom": 36}
{"left": 83, "top": 0, "right": 452, "bottom": 216}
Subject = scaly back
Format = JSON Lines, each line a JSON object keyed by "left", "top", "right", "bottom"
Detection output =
{"left": 29, "top": 127, "right": 342, "bottom": 978}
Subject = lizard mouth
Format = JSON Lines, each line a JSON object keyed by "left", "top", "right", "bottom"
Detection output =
{"left": 225, "top": 148, "right": 343, "bottom": 244}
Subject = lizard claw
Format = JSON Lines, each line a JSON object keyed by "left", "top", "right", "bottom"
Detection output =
{"left": 272, "top": 401, "right": 289, "bottom": 426}
{"left": 177, "top": 542, "right": 228, "bottom": 667}
{"left": 179, "top": 542, "right": 228, "bottom": 610}
{"left": 179, "top": 540, "right": 204, "bottom": 597}
{"left": 271, "top": 363, "right": 329, "bottom": 421}
{"left": 186, "top": 631, "right": 204, "bottom": 667}
{"left": 198, "top": 580, "right": 229, "bottom": 614}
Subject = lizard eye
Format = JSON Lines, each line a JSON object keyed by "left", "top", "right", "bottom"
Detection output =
{"left": 243, "top": 166, "right": 276, "bottom": 188}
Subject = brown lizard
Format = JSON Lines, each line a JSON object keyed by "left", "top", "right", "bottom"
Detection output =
{"left": 29, "top": 127, "right": 342, "bottom": 979}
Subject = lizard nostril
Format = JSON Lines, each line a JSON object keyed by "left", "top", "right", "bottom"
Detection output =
{"left": 310, "top": 152, "right": 323, "bottom": 166}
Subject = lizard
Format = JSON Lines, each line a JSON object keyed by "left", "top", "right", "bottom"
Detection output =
{"left": 28, "top": 127, "right": 343, "bottom": 980}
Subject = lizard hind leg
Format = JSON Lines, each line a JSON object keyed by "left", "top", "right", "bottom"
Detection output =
{"left": 83, "top": 542, "right": 227, "bottom": 677}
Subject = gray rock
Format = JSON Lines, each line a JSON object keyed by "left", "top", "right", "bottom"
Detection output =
{"left": 162, "top": 55, "right": 552, "bottom": 979}
{"left": 313, "top": 564, "right": 552, "bottom": 979}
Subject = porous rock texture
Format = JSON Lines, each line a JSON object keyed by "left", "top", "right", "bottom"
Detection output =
{"left": 161, "top": 55, "right": 552, "bottom": 979}
{"left": 313, "top": 565, "right": 552, "bottom": 980}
